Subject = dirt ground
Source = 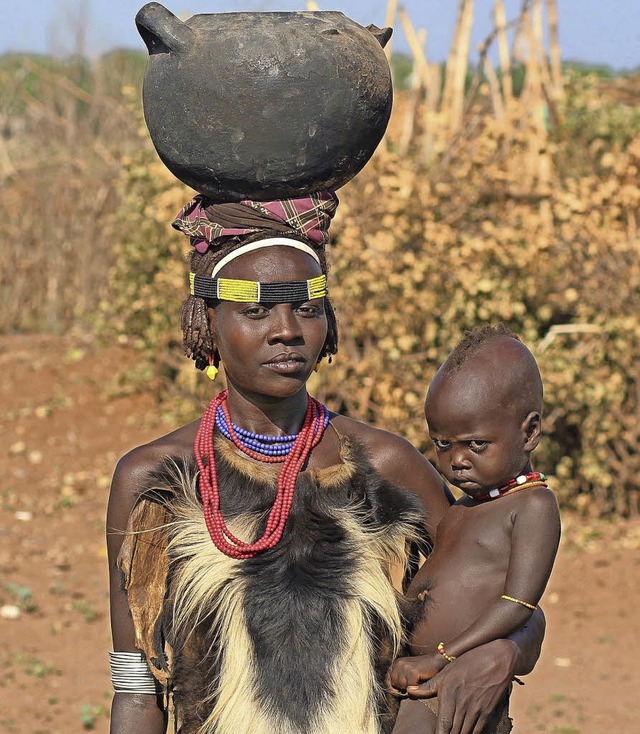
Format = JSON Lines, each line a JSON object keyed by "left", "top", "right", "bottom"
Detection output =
{"left": 0, "top": 334, "right": 638, "bottom": 734}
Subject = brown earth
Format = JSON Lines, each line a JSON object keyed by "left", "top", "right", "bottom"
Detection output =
{"left": 0, "top": 334, "right": 637, "bottom": 734}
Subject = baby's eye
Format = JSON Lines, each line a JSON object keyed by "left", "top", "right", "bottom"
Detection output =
{"left": 469, "top": 440, "right": 488, "bottom": 451}
{"left": 432, "top": 438, "right": 450, "bottom": 451}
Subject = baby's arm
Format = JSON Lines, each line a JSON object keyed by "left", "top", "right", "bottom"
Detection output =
{"left": 391, "top": 487, "right": 560, "bottom": 691}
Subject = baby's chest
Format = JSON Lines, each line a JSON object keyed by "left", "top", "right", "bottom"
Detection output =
{"left": 428, "top": 504, "right": 513, "bottom": 570}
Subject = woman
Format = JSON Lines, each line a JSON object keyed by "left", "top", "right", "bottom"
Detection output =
{"left": 107, "top": 192, "right": 543, "bottom": 734}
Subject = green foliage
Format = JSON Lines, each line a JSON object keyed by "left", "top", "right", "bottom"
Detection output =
{"left": 4, "top": 582, "right": 37, "bottom": 613}
{"left": 390, "top": 53, "right": 414, "bottom": 91}
{"left": 560, "top": 69, "right": 640, "bottom": 153}
{"left": 79, "top": 704, "right": 106, "bottom": 730}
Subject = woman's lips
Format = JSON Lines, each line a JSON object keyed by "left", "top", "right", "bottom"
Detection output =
{"left": 263, "top": 354, "right": 307, "bottom": 375}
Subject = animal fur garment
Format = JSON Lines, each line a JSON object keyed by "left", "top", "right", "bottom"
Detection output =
{"left": 119, "top": 436, "right": 429, "bottom": 734}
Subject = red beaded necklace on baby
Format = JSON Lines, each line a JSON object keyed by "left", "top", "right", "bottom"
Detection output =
{"left": 194, "top": 389, "right": 328, "bottom": 559}
{"left": 475, "top": 471, "right": 547, "bottom": 502}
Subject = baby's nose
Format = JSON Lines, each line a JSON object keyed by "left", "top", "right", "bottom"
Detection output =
{"left": 450, "top": 448, "right": 472, "bottom": 469}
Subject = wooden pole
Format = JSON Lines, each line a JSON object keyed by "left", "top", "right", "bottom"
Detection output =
{"left": 399, "top": 29, "right": 428, "bottom": 156}
{"left": 484, "top": 56, "right": 505, "bottom": 124}
{"left": 442, "top": 0, "right": 475, "bottom": 133}
{"left": 494, "top": 0, "right": 513, "bottom": 104}
{"left": 384, "top": 0, "right": 398, "bottom": 60}
{"left": 532, "top": 0, "right": 553, "bottom": 92}
{"left": 546, "top": 0, "right": 563, "bottom": 101}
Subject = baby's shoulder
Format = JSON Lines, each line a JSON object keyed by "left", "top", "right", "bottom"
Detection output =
{"left": 511, "top": 484, "right": 559, "bottom": 516}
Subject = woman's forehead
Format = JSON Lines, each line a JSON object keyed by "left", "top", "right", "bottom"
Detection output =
{"left": 216, "top": 245, "right": 323, "bottom": 281}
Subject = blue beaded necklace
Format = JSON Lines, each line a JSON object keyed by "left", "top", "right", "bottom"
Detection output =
{"left": 215, "top": 404, "right": 330, "bottom": 457}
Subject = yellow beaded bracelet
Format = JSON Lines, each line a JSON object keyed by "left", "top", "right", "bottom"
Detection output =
{"left": 437, "top": 642, "right": 456, "bottom": 662}
{"left": 501, "top": 594, "right": 537, "bottom": 611}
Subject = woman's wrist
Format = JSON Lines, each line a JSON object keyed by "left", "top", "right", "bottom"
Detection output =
{"left": 484, "top": 637, "right": 519, "bottom": 677}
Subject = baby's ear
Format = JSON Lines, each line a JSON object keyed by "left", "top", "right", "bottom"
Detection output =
{"left": 522, "top": 411, "right": 542, "bottom": 450}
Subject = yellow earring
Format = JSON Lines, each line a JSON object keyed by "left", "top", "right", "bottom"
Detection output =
{"left": 206, "top": 353, "right": 219, "bottom": 381}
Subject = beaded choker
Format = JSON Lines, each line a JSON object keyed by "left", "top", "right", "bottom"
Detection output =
{"left": 215, "top": 405, "right": 329, "bottom": 457}
{"left": 475, "top": 472, "right": 547, "bottom": 502}
{"left": 194, "top": 389, "right": 329, "bottom": 558}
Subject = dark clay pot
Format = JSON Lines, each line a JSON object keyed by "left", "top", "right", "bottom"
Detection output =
{"left": 136, "top": 2, "right": 393, "bottom": 201}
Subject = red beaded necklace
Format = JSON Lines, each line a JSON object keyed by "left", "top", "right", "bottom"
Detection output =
{"left": 475, "top": 471, "right": 547, "bottom": 503}
{"left": 194, "top": 389, "right": 327, "bottom": 559}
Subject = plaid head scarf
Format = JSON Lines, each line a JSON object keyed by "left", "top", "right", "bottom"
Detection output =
{"left": 172, "top": 192, "right": 339, "bottom": 253}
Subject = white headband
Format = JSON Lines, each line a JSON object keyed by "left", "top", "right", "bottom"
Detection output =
{"left": 210, "top": 237, "right": 321, "bottom": 278}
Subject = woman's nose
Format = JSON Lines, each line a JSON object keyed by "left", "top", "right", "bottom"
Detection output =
{"left": 268, "top": 305, "right": 303, "bottom": 343}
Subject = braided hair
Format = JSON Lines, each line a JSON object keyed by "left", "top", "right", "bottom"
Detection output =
{"left": 181, "top": 231, "right": 338, "bottom": 372}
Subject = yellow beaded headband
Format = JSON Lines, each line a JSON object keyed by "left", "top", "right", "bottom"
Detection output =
{"left": 190, "top": 273, "right": 327, "bottom": 303}
{"left": 191, "top": 236, "right": 327, "bottom": 303}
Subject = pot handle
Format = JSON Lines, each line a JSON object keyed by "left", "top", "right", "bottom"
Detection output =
{"left": 136, "top": 2, "right": 194, "bottom": 55}
{"left": 366, "top": 24, "right": 393, "bottom": 49}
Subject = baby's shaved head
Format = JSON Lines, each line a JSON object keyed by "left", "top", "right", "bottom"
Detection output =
{"left": 431, "top": 325, "right": 543, "bottom": 418}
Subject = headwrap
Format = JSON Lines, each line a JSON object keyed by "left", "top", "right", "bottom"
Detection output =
{"left": 172, "top": 192, "right": 339, "bottom": 253}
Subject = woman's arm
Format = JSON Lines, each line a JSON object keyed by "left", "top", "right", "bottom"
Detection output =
{"left": 107, "top": 448, "right": 168, "bottom": 734}
{"left": 396, "top": 609, "right": 545, "bottom": 734}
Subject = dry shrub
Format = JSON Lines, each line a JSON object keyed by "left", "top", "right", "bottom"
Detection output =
{"left": 100, "top": 62, "right": 640, "bottom": 517}
{"left": 324, "top": 123, "right": 639, "bottom": 518}
{"left": 4, "top": 1, "right": 628, "bottom": 517}
{"left": 0, "top": 52, "right": 143, "bottom": 332}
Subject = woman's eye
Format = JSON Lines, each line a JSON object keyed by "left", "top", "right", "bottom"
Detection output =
{"left": 469, "top": 440, "right": 488, "bottom": 450}
{"left": 433, "top": 439, "right": 450, "bottom": 451}
{"left": 295, "top": 301, "right": 323, "bottom": 316}
{"left": 242, "top": 304, "right": 269, "bottom": 317}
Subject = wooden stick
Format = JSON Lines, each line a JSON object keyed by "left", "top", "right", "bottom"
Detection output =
{"left": 532, "top": 0, "right": 553, "bottom": 92}
{"left": 537, "top": 325, "right": 602, "bottom": 354}
{"left": 484, "top": 56, "right": 505, "bottom": 124}
{"left": 546, "top": 0, "right": 563, "bottom": 100}
{"left": 494, "top": 0, "right": 513, "bottom": 104}
{"left": 398, "top": 5, "right": 429, "bottom": 86}
{"left": 445, "top": 0, "right": 475, "bottom": 132}
{"left": 384, "top": 0, "right": 398, "bottom": 60}
{"left": 398, "top": 29, "right": 428, "bottom": 156}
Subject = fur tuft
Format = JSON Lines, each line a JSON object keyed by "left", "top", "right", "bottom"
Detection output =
{"left": 120, "top": 437, "right": 428, "bottom": 734}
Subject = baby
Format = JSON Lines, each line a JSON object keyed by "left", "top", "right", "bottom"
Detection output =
{"left": 390, "top": 324, "right": 561, "bottom": 733}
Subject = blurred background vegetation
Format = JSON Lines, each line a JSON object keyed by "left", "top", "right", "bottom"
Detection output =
{"left": 1, "top": 0, "right": 638, "bottom": 517}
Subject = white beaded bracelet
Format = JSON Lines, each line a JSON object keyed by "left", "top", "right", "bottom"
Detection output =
{"left": 109, "top": 651, "right": 158, "bottom": 695}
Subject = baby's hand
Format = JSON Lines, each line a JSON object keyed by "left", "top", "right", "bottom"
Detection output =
{"left": 387, "top": 655, "right": 443, "bottom": 696}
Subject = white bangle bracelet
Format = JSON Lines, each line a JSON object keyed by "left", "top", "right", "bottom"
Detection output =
{"left": 109, "top": 651, "right": 158, "bottom": 695}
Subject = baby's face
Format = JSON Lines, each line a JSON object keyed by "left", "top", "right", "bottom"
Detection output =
{"left": 425, "top": 371, "right": 534, "bottom": 496}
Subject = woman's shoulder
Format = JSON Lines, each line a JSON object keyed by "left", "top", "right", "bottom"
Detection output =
{"left": 109, "top": 420, "right": 200, "bottom": 506}
{"left": 330, "top": 414, "right": 423, "bottom": 467}
{"left": 330, "top": 414, "right": 452, "bottom": 531}
{"left": 330, "top": 414, "right": 441, "bottom": 485}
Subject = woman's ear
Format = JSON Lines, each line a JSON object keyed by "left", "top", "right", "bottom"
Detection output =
{"left": 522, "top": 411, "right": 542, "bottom": 451}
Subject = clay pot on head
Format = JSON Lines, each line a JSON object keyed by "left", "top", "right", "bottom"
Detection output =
{"left": 136, "top": 2, "right": 393, "bottom": 201}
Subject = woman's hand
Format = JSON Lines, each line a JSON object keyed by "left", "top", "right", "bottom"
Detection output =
{"left": 401, "top": 638, "right": 518, "bottom": 734}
